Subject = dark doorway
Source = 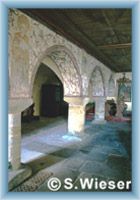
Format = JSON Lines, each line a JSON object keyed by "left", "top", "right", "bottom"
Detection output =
{"left": 41, "top": 84, "right": 68, "bottom": 117}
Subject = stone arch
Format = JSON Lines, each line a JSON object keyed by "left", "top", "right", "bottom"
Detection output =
{"left": 30, "top": 45, "right": 82, "bottom": 97}
{"left": 9, "top": 46, "right": 83, "bottom": 170}
{"left": 88, "top": 66, "right": 105, "bottom": 97}
{"left": 108, "top": 74, "right": 116, "bottom": 97}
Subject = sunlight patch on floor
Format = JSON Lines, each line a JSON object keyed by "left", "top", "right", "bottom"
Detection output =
{"left": 21, "top": 149, "right": 45, "bottom": 163}
{"left": 62, "top": 134, "right": 82, "bottom": 142}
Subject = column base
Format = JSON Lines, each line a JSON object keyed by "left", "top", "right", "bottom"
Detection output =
{"left": 92, "top": 119, "right": 106, "bottom": 124}
{"left": 9, "top": 164, "right": 32, "bottom": 191}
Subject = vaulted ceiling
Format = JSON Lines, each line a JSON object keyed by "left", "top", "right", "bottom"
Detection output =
{"left": 21, "top": 9, "right": 131, "bottom": 72}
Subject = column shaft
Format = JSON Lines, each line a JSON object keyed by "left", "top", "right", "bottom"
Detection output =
{"left": 64, "top": 97, "right": 88, "bottom": 134}
{"left": 94, "top": 97, "right": 105, "bottom": 120}
{"left": 68, "top": 105, "right": 85, "bottom": 134}
{"left": 8, "top": 113, "right": 21, "bottom": 170}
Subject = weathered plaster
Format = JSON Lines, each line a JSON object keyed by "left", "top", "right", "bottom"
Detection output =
{"left": 88, "top": 66, "right": 105, "bottom": 98}
{"left": 108, "top": 74, "right": 116, "bottom": 97}
{"left": 50, "top": 49, "right": 81, "bottom": 96}
{"left": 9, "top": 9, "right": 114, "bottom": 100}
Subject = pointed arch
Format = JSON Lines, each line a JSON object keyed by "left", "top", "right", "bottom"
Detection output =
{"left": 88, "top": 66, "right": 105, "bottom": 97}
{"left": 30, "top": 45, "right": 82, "bottom": 97}
{"left": 108, "top": 74, "right": 116, "bottom": 97}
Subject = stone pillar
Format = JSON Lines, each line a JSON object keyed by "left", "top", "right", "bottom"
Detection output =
{"left": 68, "top": 105, "right": 85, "bottom": 133}
{"left": 64, "top": 97, "right": 89, "bottom": 134}
{"left": 9, "top": 98, "right": 33, "bottom": 170}
{"left": 8, "top": 113, "right": 21, "bottom": 170}
{"left": 93, "top": 96, "right": 106, "bottom": 121}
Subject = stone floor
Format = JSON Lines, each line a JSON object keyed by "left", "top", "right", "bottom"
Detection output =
{"left": 10, "top": 117, "right": 132, "bottom": 192}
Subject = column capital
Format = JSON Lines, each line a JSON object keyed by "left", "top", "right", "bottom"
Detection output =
{"left": 92, "top": 96, "right": 106, "bottom": 101}
{"left": 64, "top": 96, "right": 90, "bottom": 107}
{"left": 9, "top": 98, "right": 33, "bottom": 114}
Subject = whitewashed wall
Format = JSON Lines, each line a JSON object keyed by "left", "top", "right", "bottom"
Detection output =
{"left": 9, "top": 9, "right": 116, "bottom": 100}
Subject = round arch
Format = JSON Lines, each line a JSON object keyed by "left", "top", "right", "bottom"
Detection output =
{"left": 30, "top": 45, "right": 82, "bottom": 97}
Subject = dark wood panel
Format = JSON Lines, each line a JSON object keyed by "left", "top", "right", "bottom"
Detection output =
{"left": 20, "top": 9, "right": 131, "bottom": 72}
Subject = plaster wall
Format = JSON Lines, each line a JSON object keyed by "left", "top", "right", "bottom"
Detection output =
{"left": 8, "top": 10, "right": 132, "bottom": 169}
{"left": 9, "top": 9, "right": 114, "bottom": 100}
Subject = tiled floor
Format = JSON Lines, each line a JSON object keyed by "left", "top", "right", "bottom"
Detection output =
{"left": 13, "top": 117, "right": 132, "bottom": 192}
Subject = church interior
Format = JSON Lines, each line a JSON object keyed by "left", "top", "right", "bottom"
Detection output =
{"left": 8, "top": 8, "right": 132, "bottom": 192}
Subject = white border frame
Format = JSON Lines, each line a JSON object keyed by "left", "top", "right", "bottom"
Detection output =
{"left": 0, "top": 0, "right": 139, "bottom": 199}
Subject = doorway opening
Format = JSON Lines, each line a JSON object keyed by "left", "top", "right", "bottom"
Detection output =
{"left": 21, "top": 63, "right": 68, "bottom": 135}
{"left": 21, "top": 63, "right": 69, "bottom": 163}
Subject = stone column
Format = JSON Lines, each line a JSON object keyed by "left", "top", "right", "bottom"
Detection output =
{"left": 8, "top": 113, "right": 21, "bottom": 170}
{"left": 93, "top": 96, "right": 106, "bottom": 121}
{"left": 9, "top": 98, "right": 33, "bottom": 170}
{"left": 64, "top": 97, "right": 89, "bottom": 134}
{"left": 68, "top": 104, "right": 85, "bottom": 133}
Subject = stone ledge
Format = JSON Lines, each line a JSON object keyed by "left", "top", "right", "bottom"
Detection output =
{"left": 8, "top": 165, "right": 32, "bottom": 191}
